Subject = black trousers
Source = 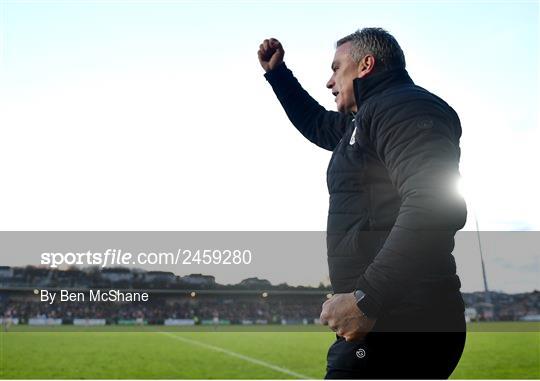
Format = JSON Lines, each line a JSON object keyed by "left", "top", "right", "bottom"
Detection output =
{"left": 325, "top": 311, "right": 467, "bottom": 379}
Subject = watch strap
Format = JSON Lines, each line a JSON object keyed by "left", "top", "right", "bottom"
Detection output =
{"left": 354, "top": 289, "right": 380, "bottom": 319}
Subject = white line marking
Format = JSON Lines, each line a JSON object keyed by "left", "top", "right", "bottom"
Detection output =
{"left": 158, "top": 331, "right": 311, "bottom": 379}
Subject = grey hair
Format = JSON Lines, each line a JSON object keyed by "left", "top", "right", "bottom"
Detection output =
{"left": 336, "top": 28, "right": 406, "bottom": 72}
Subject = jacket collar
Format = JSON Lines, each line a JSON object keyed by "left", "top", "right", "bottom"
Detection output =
{"left": 353, "top": 68, "right": 414, "bottom": 108}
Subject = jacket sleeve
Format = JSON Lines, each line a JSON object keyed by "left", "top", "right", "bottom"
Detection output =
{"left": 355, "top": 100, "right": 467, "bottom": 316}
{"left": 264, "top": 62, "right": 350, "bottom": 151}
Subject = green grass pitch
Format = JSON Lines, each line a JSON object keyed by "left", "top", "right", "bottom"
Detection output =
{"left": 0, "top": 323, "right": 538, "bottom": 379}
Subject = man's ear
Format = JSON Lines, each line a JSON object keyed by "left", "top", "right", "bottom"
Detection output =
{"left": 357, "top": 55, "right": 376, "bottom": 78}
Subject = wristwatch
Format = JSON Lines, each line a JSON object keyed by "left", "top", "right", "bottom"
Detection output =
{"left": 354, "top": 289, "right": 380, "bottom": 319}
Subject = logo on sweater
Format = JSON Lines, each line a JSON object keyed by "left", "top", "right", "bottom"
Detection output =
{"left": 355, "top": 348, "right": 366, "bottom": 358}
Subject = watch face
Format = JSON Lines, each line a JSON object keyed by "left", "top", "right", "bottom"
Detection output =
{"left": 354, "top": 290, "right": 365, "bottom": 302}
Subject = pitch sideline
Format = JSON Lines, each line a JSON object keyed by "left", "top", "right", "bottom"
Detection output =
{"left": 158, "top": 331, "right": 311, "bottom": 379}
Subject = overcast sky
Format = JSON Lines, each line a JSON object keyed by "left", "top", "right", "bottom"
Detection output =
{"left": 0, "top": 1, "right": 538, "bottom": 291}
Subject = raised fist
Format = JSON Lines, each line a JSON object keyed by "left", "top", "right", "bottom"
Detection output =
{"left": 257, "top": 38, "right": 285, "bottom": 72}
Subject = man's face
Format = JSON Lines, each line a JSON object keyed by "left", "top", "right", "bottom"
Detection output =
{"left": 326, "top": 42, "right": 360, "bottom": 114}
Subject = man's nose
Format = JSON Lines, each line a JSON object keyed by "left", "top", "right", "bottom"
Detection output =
{"left": 326, "top": 77, "right": 334, "bottom": 89}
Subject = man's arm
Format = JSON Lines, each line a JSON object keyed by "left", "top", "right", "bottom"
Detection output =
{"left": 258, "top": 38, "right": 349, "bottom": 151}
{"left": 355, "top": 99, "right": 468, "bottom": 316}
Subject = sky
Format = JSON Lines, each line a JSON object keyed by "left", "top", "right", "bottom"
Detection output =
{"left": 0, "top": 0, "right": 538, "bottom": 291}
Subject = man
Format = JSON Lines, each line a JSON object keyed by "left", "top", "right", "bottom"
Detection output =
{"left": 258, "top": 28, "right": 468, "bottom": 379}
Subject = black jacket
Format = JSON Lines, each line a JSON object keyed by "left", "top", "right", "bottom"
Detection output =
{"left": 264, "top": 63, "right": 467, "bottom": 319}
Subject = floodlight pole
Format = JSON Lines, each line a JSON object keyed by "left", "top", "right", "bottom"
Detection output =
{"left": 474, "top": 214, "right": 491, "bottom": 305}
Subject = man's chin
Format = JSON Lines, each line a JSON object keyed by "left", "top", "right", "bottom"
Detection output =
{"left": 337, "top": 106, "right": 351, "bottom": 114}
{"left": 336, "top": 101, "right": 355, "bottom": 114}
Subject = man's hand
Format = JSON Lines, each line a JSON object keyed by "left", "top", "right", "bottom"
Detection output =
{"left": 320, "top": 292, "right": 376, "bottom": 342}
{"left": 257, "top": 38, "right": 284, "bottom": 72}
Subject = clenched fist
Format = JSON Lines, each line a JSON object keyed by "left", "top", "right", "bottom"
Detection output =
{"left": 257, "top": 38, "right": 285, "bottom": 72}
{"left": 320, "top": 292, "right": 376, "bottom": 342}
